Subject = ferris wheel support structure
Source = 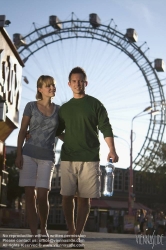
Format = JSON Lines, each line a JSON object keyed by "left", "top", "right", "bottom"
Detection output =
{"left": 14, "top": 14, "right": 166, "bottom": 171}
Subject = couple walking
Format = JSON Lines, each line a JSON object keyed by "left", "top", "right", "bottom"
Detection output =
{"left": 15, "top": 67, "right": 119, "bottom": 248}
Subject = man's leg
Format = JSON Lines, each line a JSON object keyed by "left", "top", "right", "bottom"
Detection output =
{"left": 60, "top": 161, "right": 78, "bottom": 235}
{"left": 73, "top": 161, "right": 100, "bottom": 242}
{"left": 62, "top": 195, "right": 76, "bottom": 235}
{"left": 75, "top": 197, "right": 90, "bottom": 235}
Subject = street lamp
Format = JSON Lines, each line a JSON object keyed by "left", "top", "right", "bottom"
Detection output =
{"left": 128, "top": 107, "right": 159, "bottom": 215}
{"left": 114, "top": 135, "right": 130, "bottom": 148}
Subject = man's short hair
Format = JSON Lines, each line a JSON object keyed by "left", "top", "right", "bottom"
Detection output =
{"left": 69, "top": 67, "right": 87, "bottom": 81}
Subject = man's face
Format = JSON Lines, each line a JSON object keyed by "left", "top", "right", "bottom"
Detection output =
{"left": 68, "top": 73, "right": 87, "bottom": 96}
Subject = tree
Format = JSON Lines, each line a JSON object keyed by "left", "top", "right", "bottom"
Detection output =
{"left": 137, "top": 142, "right": 166, "bottom": 197}
{"left": 137, "top": 142, "right": 166, "bottom": 174}
{"left": 150, "top": 142, "right": 166, "bottom": 174}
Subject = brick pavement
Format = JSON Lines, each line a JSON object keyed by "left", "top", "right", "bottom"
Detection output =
{"left": 0, "top": 228, "right": 166, "bottom": 250}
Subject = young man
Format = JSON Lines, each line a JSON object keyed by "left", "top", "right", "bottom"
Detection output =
{"left": 56, "top": 67, "right": 119, "bottom": 248}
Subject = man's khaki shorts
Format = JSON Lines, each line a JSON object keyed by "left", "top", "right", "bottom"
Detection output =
{"left": 60, "top": 161, "right": 101, "bottom": 198}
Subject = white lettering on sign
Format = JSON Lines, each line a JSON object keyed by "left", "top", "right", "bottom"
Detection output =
{"left": 2, "top": 61, "right": 9, "bottom": 99}
{"left": 0, "top": 50, "right": 4, "bottom": 88}
{"left": 14, "top": 64, "right": 21, "bottom": 111}
{"left": 0, "top": 50, "right": 21, "bottom": 111}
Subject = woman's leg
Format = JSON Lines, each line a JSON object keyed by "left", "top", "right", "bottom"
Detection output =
{"left": 19, "top": 156, "right": 38, "bottom": 236}
{"left": 35, "top": 159, "right": 54, "bottom": 236}
{"left": 25, "top": 186, "right": 38, "bottom": 236}
{"left": 37, "top": 188, "right": 49, "bottom": 236}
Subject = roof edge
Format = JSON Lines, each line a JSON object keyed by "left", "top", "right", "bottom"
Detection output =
{"left": 0, "top": 27, "right": 24, "bottom": 67}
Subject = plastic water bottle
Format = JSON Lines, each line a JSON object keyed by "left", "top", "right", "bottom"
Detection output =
{"left": 103, "top": 159, "right": 115, "bottom": 196}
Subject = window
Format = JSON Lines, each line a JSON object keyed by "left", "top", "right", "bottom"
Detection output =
{"left": 55, "top": 196, "right": 62, "bottom": 207}
{"left": 51, "top": 178, "right": 56, "bottom": 187}
{"left": 135, "top": 174, "right": 143, "bottom": 193}
{"left": 51, "top": 167, "right": 61, "bottom": 188}
{"left": 144, "top": 183, "right": 151, "bottom": 194}
{"left": 51, "top": 168, "right": 56, "bottom": 188}
{"left": 55, "top": 209, "right": 61, "bottom": 224}
{"left": 58, "top": 177, "right": 61, "bottom": 187}
{"left": 114, "top": 170, "right": 123, "bottom": 190}
{"left": 48, "top": 208, "right": 54, "bottom": 224}
{"left": 49, "top": 196, "right": 55, "bottom": 205}
{"left": 124, "top": 171, "right": 129, "bottom": 191}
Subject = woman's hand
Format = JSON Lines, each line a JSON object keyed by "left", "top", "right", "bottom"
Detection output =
{"left": 57, "top": 132, "right": 65, "bottom": 142}
{"left": 15, "top": 155, "right": 23, "bottom": 169}
{"left": 16, "top": 115, "right": 30, "bottom": 169}
{"left": 25, "top": 131, "right": 31, "bottom": 141}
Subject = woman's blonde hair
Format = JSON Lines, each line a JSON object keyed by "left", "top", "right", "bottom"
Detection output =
{"left": 36, "top": 75, "right": 55, "bottom": 100}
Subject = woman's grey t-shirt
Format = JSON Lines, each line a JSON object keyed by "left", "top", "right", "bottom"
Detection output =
{"left": 22, "top": 101, "right": 60, "bottom": 162}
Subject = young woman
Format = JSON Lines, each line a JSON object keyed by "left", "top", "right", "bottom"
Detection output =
{"left": 15, "top": 75, "right": 59, "bottom": 245}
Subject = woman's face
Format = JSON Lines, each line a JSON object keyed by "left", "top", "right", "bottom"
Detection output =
{"left": 38, "top": 82, "right": 56, "bottom": 98}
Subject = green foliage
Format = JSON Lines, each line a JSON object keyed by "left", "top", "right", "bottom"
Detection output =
{"left": 139, "top": 142, "right": 166, "bottom": 174}
{"left": 153, "top": 143, "right": 166, "bottom": 174}
{"left": 138, "top": 142, "right": 166, "bottom": 196}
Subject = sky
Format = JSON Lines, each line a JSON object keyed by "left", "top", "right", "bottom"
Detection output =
{"left": 1, "top": 0, "right": 166, "bottom": 168}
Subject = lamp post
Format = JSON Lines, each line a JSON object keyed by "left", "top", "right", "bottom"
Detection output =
{"left": 128, "top": 107, "right": 159, "bottom": 215}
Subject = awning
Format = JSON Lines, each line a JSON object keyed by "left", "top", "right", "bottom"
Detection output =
{"left": 134, "top": 202, "right": 152, "bottom": 211}
{"left": 90, "top": 199, "right": 109, "bottom": 208}
{"left": 90, "top": 199, "right": 152, "bottom": 211}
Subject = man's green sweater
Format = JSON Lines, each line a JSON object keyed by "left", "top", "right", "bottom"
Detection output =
{"left": 56, "top": 95, "right": 113, "bottom": 161}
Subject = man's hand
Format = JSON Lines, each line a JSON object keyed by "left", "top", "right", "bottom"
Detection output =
{"left": 107, "top": 150, "right": 119, "bottom": 163}
{"left": 104, "top": 137, "right": 119, "bottom": 163}
{"left": 15, "top": 155, "right": 23, "bottom": 169}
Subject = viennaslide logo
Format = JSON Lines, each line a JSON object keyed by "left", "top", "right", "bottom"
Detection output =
{"left": 136, "top": 231, "right": 164, "bottom": 249}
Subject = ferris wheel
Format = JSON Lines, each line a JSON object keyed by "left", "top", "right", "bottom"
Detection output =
{"left": 13, "top": 13, "right": 166, "bottom": 171}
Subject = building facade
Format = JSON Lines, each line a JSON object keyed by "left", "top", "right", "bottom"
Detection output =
{"left": 0, "top": 24, "right": 24, "bottom": 208}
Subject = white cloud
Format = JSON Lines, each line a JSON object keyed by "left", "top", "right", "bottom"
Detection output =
{"left": 112, "top": 0, "right": 155, "bottom": 26}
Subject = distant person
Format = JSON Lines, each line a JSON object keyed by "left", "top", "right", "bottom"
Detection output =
{"left": 15, "top": 75, "right": 60, "bottom": 246}
{"left": 157, "top": 211, "right": 166, "bottom": 235}
{"left": 140, "top": 209, "right": 147, "bottom": 235}
{"left": 56, "top": 67, "right": 119, "bottom": 248}
{"left": 147, "top": 211, "right": 154, "bottom": 235}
